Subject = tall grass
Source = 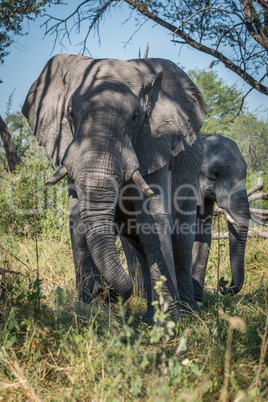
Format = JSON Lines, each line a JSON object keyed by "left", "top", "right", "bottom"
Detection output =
{"left": 0, "top": 158, "right": 267, "bottom": 400}
{"left": 0, "top": 219, "right": 267, "bottom": 400}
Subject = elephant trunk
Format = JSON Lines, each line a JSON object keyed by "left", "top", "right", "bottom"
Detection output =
{"left": 78, "top": 179, "right": 133, "bottom": 302}
{"left": 219, "top": 190, "right": 249, "bottom": 295}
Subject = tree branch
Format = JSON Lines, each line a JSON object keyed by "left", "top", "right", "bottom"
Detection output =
{"left": 255, "top": 0, "right": 268, "bottom": 11}
{"left": 247, "top": 178, "right": 263, "bottom": 195}
{"left": 250, "top": 208, "right": 268, "bottom": 215}
{"left": 123, "top": 0, "right": 268, "bottom": 95}
{"left": 248, "top": 192, "right": 268, "bottom": 203}
{"left": 42, "top": 0, "right": 114, "bottom": 54}
{"left": 216, "top": 22, "right": 244, "bottom": 52}
{"left": 174, "top": 6, "right": 244, "bottom": 33}
{"left": 0, "top": 244, "right": 33, "bottom": 271}
{"left": 242, "top": 0, "right": 268, "bottom": 50}
{"left": 213, "top": 230, "right": 268, "bottom": 239}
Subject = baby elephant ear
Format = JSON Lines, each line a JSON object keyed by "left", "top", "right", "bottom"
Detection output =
{"left": 22, "top": 54, "right": 78, "bottom": 165}
{"left": 129, "top": 58, "right": 208, "bottom": 176}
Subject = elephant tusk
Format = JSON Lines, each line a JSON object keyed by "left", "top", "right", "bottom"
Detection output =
{"left": 132, "top": 170, "right": 154, "bottom": 197}
{"left": 250, "top": 213, "right": 268, "bottom": 227}
{"left": 222, "top": 209, "right": 237, "bottom": 225}
{"left": 45, "top": 165, "right": 68, "bottom": 186}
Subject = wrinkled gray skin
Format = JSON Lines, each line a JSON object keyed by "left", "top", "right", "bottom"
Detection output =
{"left": 123, "top": 134, "right": 249, "bottom": 305}
{"left": 192, "top": 134, "right": 249, "bottom": 301}
{"left": 22, "top": 54, "right": 207, "bottom": 322}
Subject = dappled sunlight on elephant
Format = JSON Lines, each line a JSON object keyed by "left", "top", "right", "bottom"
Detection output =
{"left": 22, "top": 54, "right": 207, "bottom": 322}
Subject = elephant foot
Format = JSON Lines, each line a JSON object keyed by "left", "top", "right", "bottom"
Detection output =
{"left": 142, "top": 303, "right": 182, "bottom": 324}
{"left": 194, "top": 295, "right": 203, "bottom": 303}
{"left": 93, "top": 287, "right": 109, "bottom": 300}
{"left": 179, "top": 299, "right": 199, "bottom": 315}
{"left": 192, "top": 280, "right": 204, "bottom": 303}
{"left": 219, "top": 277, "right": 233, "bottom": 295}
{"left": 79, "top": 289, "right": 97, "bottom": 304}
{"left": 78, "top": 278, "right": 103, "bottom": 304}
{"left": 92, "top": 287, "right": 120, "bottom": 303}
{"left": 142, "top": 307, "right": 155, "bottom": 324}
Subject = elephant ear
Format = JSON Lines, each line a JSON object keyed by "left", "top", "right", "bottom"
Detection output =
{"left": 22, "top": 54, "right": 80, "bottom": 166}
{"left": 128, "top": 58, "right": 208, "bottom": 176}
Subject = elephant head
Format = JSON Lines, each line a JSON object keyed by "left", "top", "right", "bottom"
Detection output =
{"left": 22, "top": 54, "right": 207, "bottom": 304}
{"left": 192, "top": 134, "right": 249, "bottom": 300}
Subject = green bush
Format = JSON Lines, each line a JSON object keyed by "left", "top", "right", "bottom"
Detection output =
{"left": 0, "top": 112, "right": 69, "bottom": 236}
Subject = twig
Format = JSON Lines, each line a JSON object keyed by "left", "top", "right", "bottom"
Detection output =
{"left": 0, "top": 245, "right": 33, "bottom": 271}
{"left": 213, "top": 230, "right": 268, "bottom": 239}
{"left": 219, "top": 309, "right": 246, "bottom": 402}
{"left": 250, "top": 208, "right": 268, "bottom": 215}
{"left": 216, "top": 217, "right": 221, "bottom": 326}
{"left": 248, "top": 192, "right": 268, "bottom": 203}
{"left": 42, "top": 0, "right": 114, "bottom": 55}
{"left": 0, "top": 268, "right": 24, "bottom": 275}
{"left": 144, "top": 42, "right": 149, "bottom": 58}
{"left": 255, "top": 313, "right": 268, "bottom": 388}
{"left": 172, "top": 7, "right": 244, "bottom": 34}
{"left": 247, "top": 178, "right": 263, "bottom": 196}
{"left": 33, "top": 166, "right": 40, "bottom": 312}
{"left": 0, "top": 262, "right": 6, "bottom": 300}
{"left": 122, "top": 19, "right": 148, "bottom": 50}
{"left": 231, "top": 86, "right": 254, "bottom": 120}
{"left": 216, "top": 23, "right": 244, "bottom": 51}
{"left": 7, "top": 351, "right": 41, "bottom": 402}
{"left": 214, "top": 206, "right": 268, "bottom": 217}
{"left": 221, "top": 324, "right": 233, "bottom": 402}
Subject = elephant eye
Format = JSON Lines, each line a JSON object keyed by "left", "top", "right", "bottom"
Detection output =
{"left": 132, "top": 112, "right": 140, "bottom": 122}
{"left": 211, "top": 171, "right": 220, "bottom": 179}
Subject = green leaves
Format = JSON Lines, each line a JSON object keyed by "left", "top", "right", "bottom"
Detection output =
{"left": 5, "top": 307, "right": 20, "bottom": 332}
{"left": 51, "top": 286, "right": 66, "bottom": 311}
{"left": 0, "top": 112, "right": 69, "bottom": 236}
{"left": 226, "top": 112, "right": 268, "bottom": 173}
{"left": 2, "top": 279, "right": 42, "bottom": 348}
{"left": 0, "top": 1, "right": 62, "bottom": 64}
{"left": 176, "top": 335, "right": 187, "bottom": 354}
{"left": 188, "top": 68, "right": 244, "bottom": 133}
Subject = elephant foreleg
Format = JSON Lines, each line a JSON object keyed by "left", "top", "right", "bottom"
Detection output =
{"left": 121, "top": 235, "right": 154, "bottom": 321}
{"left": 172, "top": 196, "right": 198, "bottom": 310}
{"left": 171, "top": 135, "right": 204, "bottom": 311}
{"left": 68, "top": 178, "right": 102, "bottom": 302}
{"left": 120, "top": 236, "right": 144, "bottom": 295}
{"left": 132, "top": 166, "right": 180, "bottom": 322}
{"left": 191, "top": 197, "right": 214, "bottom": 301}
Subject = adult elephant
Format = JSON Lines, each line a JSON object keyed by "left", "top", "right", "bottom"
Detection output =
{"left": 22, "top": 54, "right": 207, "bottom": 321}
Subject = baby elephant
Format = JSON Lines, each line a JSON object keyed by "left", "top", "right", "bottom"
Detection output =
{"left": 192, "top": 134, "right": 249, "bottom": 301}
{"left": 122, "top": 134, "right": 262, "bottom": 304}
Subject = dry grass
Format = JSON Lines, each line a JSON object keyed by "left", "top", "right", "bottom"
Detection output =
{"left": 0, "top": 222, "right": 267, "bottom": 400}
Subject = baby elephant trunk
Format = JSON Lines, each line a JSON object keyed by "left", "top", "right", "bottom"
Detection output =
{"left": 219, "top": 190, "right": 249, "bottom": 295}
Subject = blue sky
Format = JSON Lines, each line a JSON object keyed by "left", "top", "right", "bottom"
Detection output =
{"left": 0, "top": 1, "right": 267, "bottom": 118}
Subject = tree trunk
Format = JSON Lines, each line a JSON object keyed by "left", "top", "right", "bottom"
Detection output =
{"left": 0, "top": 115, "right": 20, "bottom": 172}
